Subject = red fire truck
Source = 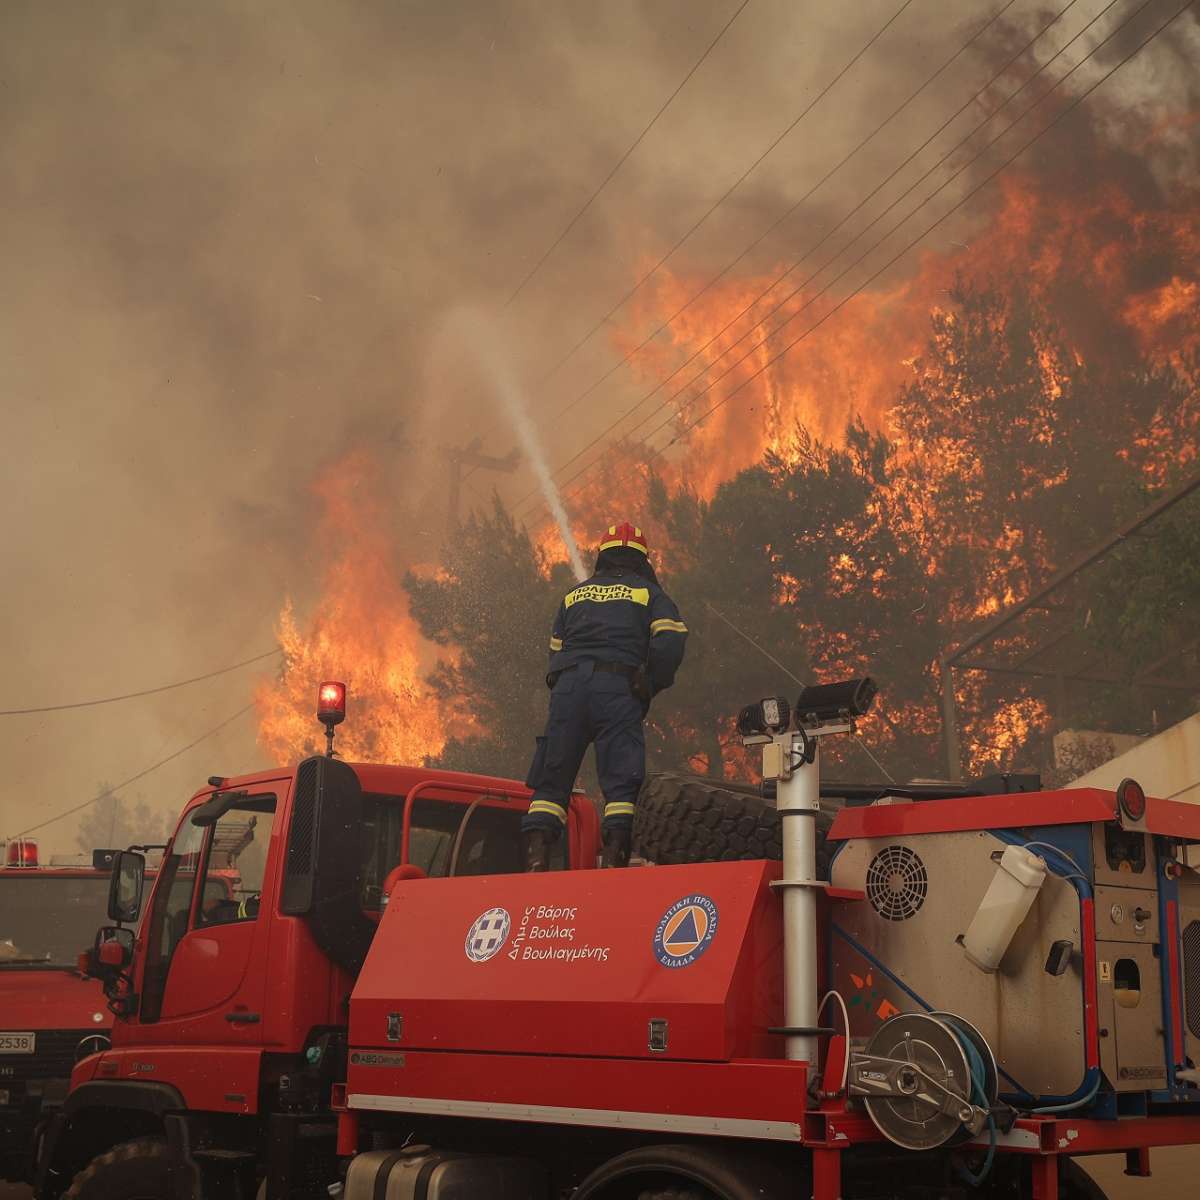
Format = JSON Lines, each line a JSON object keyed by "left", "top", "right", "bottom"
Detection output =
{"left": 0, "top": 843, "right": 154, "bottom": 1183}
{"left": 31, "top": 681, "right": 1200, "bottom": 1199}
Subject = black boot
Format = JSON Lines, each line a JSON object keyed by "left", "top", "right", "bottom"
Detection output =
{"left": 601, "top": 826, "right": 632, "bottom": 869}
{"left": 523, "top": 829, "right": 550, "bottom": 873}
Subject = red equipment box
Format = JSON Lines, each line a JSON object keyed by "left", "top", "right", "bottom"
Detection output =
{"left": 351, "top": 860, "right": 784, "bottom": 1064}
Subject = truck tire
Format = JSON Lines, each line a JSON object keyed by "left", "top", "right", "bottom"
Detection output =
{"left": 1059, "top": 1159, "right": 1109, "bottom": 1200}
{"left": 638, "top": 1190, "right": 710, "bottom": 1200}
{"left": 63, "top": 1138, "right": 170, "bottom": 1200}
{"left": 633, "top": 772, "right": 832, "bottom": 875}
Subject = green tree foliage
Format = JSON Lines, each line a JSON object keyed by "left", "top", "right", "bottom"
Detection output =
{"left": 405, "top": 500, "right": 565, "bottom": 780}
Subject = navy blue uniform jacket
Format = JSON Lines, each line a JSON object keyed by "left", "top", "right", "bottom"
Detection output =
{"left": 547, "top": 567, "right": 687, "bottom": 694}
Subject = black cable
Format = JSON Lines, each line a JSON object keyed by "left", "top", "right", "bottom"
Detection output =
{"left": 0, "top": 648, "right": 281, "bottom": 715}
{"left": 508, "top": 0, "right": 1026, "bottom": 504}
{"left": 530, "top": 0, "right": 918, "bottom": 389}
{"left": 521, "top": 0, "right": 1098, "bottom": 514}
{"left": 545, "top": 0, "right": 1175, "bottom": 512}
{"left": 464, "top": 0, "right": 918, "bottom": 492}
{"left": 512, "top": 0, "right": 1081, "bottom": 515}
{"left": 5, "top": 703, "right": 256, "bottom": 839}
{"left": 505, "top": 0, "right": 754, "bottom": 306}
{"left": 633, "top": 0, "right": 1181, "bottom": 460}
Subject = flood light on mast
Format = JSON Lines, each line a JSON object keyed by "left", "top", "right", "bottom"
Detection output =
{"left": 317, "top": 681, "right": 347, "bottom": 758}
{"left": 794, "top": 677, "right": 877, "bottom": 724}
{"left": 736, "top": 696, "right": 792, "bottom": 736}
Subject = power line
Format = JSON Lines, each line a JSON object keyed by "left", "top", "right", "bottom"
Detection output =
{"left": 633, "top": 0, "right": 1190, "bottom": 468}
{"left": 509, "top": 0, "right": 1026, "bottom": 495}
{"left": 529, "top": 0, "right": 918, "bottom": 391}
{"left": 518, "top": 0, "right": 1095, "bottom": 515}
{"left": 512, "top": 0, "right": 1080, "bottom": 514}
{"left": 505, "top": 0, "right": 754, "bottom": 306}
{"left": 540, "top": 0, "right": 1164, "bottom": 513}
{"left": 5, "top": 703, "right": 256, "bottom": 839}
{"left": 463, "top": 0, "right": 918, "bottom": 497}
{"left": 0, "top": 648, "right": 281, "bottom": 716}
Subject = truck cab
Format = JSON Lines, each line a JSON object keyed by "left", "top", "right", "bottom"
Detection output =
{"left": 0, "top": 844, "right": 160, "bottom": 1184}
{"left": 36, "top": 752, "right": 597, "bottom": 1198}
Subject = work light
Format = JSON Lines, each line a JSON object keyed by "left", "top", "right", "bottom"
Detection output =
{"left": 794, "top": 677, "right": 877, "bottom": 723}
{"left": 736, "top": 696, "right": 792, "bottom": 736}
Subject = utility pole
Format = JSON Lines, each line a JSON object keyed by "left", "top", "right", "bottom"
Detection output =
{"left": 442, "top": 439, "right": 520, "bottom": 529}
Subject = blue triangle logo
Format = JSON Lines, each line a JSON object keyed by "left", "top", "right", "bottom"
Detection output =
{"left": 667, "top": 909, "right": 700, "bottom": 948}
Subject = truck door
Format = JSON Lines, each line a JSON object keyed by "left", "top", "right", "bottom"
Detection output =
{"left": 136, "top": 790, "right": 278, "bottom": 1037}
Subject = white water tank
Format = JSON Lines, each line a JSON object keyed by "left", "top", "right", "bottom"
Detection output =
{"left": 961, "top": 844, "right": 1047, "bottom": 972}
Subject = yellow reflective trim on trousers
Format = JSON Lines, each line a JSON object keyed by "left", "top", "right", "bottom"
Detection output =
{"left": 549, "top": 636, "right": 563, "bottom": 651}
{"left": 650, "top": 618, "right": 688, "bottom": 634}
{"left": 604, "top": 802, "right": 636, "bottom": 816}
{"left": 564, "top": 583, "right": 649, "bottom": 608}
{"left": 528, "top": 799, "right": 567, "bottom": 822}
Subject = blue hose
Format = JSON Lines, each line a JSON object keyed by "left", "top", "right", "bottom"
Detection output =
{"left": 952, "top": 1025, "right": 996, "bottom": 1188}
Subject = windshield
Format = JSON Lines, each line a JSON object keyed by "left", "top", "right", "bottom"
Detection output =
{"left": 0, "top": 876, "right": 112, "bottom": 969}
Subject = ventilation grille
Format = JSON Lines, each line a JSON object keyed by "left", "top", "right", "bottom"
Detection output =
{"left": 1184, "top": 919, "right": 1200, "bottom": 1039}
{"left": 866, "top": 845, "right": 928, "bottom": 922}
{"left": 281, "top": 756, "right": 320, "bottom": 914}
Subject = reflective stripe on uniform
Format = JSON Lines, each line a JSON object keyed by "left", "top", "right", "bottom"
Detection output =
{"left": 650, "top": 618, "right": 688, "bottom": 635}
{"left": 528, "top": 799, "right": 568, "bottom": 823}
{"left": 549, "top": 636, "right": 563, "bottom": 651}
{"left": 603, "top": 801, "right": 636, "bottom": 818}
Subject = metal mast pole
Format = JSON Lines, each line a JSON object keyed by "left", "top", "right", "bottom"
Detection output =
{"left": 774, "top": 729, "right": 821, "bottom": 1065}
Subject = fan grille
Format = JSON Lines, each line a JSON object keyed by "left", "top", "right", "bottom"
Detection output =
{"left": 866, "top": 845, "right": 928, "bottom": 921}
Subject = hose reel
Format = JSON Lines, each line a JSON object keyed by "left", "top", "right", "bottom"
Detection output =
{"left": 850, "top": 1011, "right": 997, "bottom": 1150}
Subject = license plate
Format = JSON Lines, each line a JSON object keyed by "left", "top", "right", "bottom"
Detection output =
{"left": 0, "top": 1032, "right": 35, "bottom": 1054}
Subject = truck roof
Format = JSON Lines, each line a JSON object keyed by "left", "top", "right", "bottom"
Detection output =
{"left": 828, "top": 785, "right": 1200, "bottom": 841}
{"left": 187, "top": 761, "right": 584, "bottom": 809}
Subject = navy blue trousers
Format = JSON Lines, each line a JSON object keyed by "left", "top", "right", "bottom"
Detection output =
{"left": 523, "top": 661, "right": 646, "bottom": 836}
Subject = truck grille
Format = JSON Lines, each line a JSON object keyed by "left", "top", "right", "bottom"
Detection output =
{"left": 282, "top": 756, "right": 320, "bottom": 913}
{"left": 0, "top": 1029, "right": 95, "bottom": 1102}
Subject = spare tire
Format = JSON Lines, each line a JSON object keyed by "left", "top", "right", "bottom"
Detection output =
{"left": 633, "top": 772, "right": 833, "bottom": 875}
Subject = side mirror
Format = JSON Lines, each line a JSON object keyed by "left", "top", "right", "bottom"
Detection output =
{"left": 80, "top": 925, "right": 134, "bottom": 983}
{"left": 107, "top": 851, "right": 146, "bottom": 924}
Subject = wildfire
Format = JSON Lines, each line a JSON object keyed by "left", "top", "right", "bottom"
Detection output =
{"left": 255, "top": 452, "right": 447, "bottom": 766}
{"left": 256, "top": 132, "right": 1196, "bottom": 785}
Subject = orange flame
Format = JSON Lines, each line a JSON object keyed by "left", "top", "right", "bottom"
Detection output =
{"left": 255, "top": 452, "right": 447, "bottom": 766}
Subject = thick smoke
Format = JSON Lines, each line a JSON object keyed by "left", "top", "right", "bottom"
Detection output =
{"left": 1, "top": 0, "right": 1195, "bottom": 848}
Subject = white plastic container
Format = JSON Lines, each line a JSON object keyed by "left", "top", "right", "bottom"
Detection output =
{"left": 961, "top": 844, "right": 1047, "bottom": 972}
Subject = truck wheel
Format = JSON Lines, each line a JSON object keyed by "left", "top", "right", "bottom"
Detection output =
{"left": 63, "top": 1138, "right": 170, "bottom": 1200}
{"left": 633, "top": 772, "right": 832, "bottom": 874}
{"left": 1059, "top": 1158, "right": 1109, "bottom": 1200}
{"left": 637, "top": 1190, "right": 711, "bottom": 1200}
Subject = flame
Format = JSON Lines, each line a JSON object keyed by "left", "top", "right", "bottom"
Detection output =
{"left": 606, "top": 171, "right": 1197, "bottom": 494}
{"left": 255, "top": 452, "right": 447, "bottom": 766}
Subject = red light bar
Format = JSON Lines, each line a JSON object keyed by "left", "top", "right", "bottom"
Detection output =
{"left": 1117, "top": 777, "right": 1146, "bottom": 823}
{"left": 317, "top": 681, "right": 347, "bottom": 726}
{"left": 5, "top": 838, "right": 38, "bottom": 868}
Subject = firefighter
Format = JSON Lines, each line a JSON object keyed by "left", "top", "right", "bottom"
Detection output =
{"left": 522, "top": 522, "right": 687, "bottom": 871}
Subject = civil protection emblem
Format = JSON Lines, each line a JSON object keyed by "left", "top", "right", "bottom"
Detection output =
{"left": 653, "top": 894, "right": 718, "bottom": 968}
{"left": 465, "top": 907, "right": 511, "bottom": 962}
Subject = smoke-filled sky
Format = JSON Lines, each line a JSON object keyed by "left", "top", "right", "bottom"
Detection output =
{"left": 2, "top": 0, "right": 1196, "bottom": 852}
